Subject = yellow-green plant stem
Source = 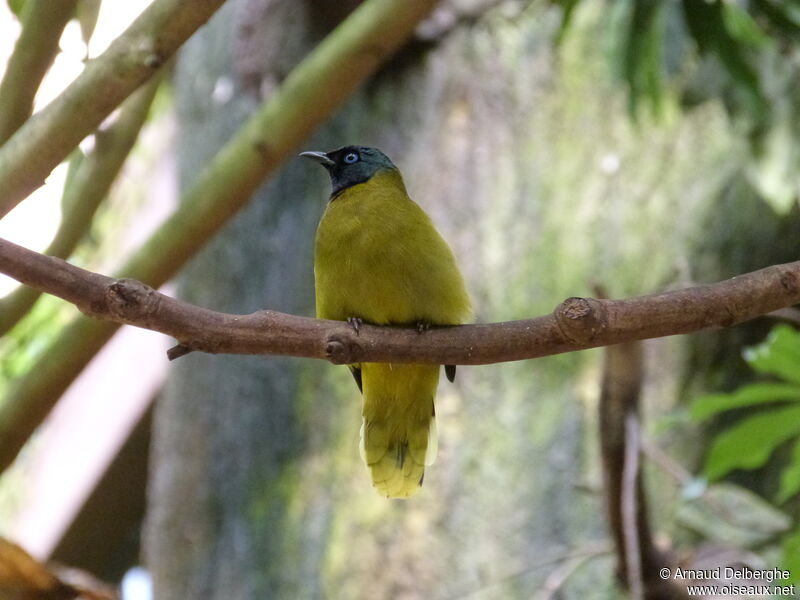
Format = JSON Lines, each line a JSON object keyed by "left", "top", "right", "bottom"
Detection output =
{"left": 0, "top": 76, "right": 161, "bottom": 337}
{"left": 0, "top": 0, "right": 226, "bottom": 218}
{"left": 0, "top": 0, "right": 78, "bottom": 145}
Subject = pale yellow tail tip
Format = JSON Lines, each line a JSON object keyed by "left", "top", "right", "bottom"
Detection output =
{"left": 359, "top": 421, "right": 367, "bottom": 463}
{"left": 380, "top": 485, "right": 421, "bottom": 499}
{"left": 373, "top": 470, "right": 423, "bottom": 498}
{"left": 359, "top": 417, "right": 436, "bottom": 498}
{"left": 425, "top": 418, "right": 438, "bottom": 466}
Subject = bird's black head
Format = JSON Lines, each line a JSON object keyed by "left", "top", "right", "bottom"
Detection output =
{"left": 300, "top": 146, "right": 397, "bottom": 196}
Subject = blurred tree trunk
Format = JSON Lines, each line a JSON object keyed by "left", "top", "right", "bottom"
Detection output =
{"left": 144, "top": 1, "right": 800, "bottom": 599}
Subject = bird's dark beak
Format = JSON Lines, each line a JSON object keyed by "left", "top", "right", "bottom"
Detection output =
{"left": 299, "top": 151, "right": 335, "bottom": 168}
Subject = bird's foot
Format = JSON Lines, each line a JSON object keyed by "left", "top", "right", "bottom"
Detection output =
{"left": 415, "top": 321, "right": 430, "bottom": 334}
{"left": 347, "top": 317, "right": 364, "bottom": 335}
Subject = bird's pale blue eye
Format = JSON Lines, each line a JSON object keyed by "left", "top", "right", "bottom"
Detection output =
{"left": 344, "top": 152, "right": 359, "bottom": 164}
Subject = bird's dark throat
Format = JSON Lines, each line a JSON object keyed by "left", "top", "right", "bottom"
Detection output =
{"left": 329, "top": 174, "right": 372, "bottom": 201}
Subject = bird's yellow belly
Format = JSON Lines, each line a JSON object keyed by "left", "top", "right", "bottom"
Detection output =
{"left": 315, "top": 230, "right": 419, "bottom": 324}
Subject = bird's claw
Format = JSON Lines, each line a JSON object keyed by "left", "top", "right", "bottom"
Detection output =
{"left": 347, "top": 317, "right": 364, "bottom": 334}
{"left": 416, "top": 321, "right": 430, "bottom": 334}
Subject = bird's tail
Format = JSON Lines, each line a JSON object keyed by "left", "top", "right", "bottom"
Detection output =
{"left": 359, "top": 363, "right": 439, "bottom": 498}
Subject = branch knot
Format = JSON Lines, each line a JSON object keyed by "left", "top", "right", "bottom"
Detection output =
{"left": 325, "top": 333, "right": 359, "bottom": 365}
{"left": 780, "top": 270, "right": 800, "bottom": 295}
{"left": 554, "top": 296, "right": 607, "bottom": 344}
{"left": 105, "top": 278, "right": 159, "bottom": 321}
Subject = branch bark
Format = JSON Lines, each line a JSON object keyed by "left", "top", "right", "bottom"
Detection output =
{"left": 0, "top": 0, "right": 226, "bottom": 218}
{"left": 2, "top": 237, "right": 799, "bottom": 365}
{"left": 598, "top": 339, "right": 687, "bottom": 599}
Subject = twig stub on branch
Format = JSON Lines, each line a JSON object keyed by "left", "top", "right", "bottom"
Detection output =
{"left": 555, "top": 296, "right": 608, "bottom": 344}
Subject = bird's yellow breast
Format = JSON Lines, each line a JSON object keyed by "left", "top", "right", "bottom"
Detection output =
{"left": 314, "top": 169, "right": 471, "bottom": 326}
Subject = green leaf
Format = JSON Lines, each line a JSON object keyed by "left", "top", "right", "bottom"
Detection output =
{"left": 777, "top": 437, "right": 800, "bottom": 503}
{"left": 676, "top": 481, "right": 790, "bottom": 547}
{"left": 704, "top": 405, "right": 800, "bottom": 480}
{"left": 691, "top": 383, "right": 800, "bottom": 421}
{"left": 782, "top": 527, "right": 800, "bottom": 584}
{"left": 554, "top": 0, "right": 581, "bottom": 46}
{"left": 680, "top": 0, "right": 766, "bottom": 115}
{"left": 623, "top": 0, "right": 665, "bottom": 117}
{"left": 747, "top": 115, "right": 798, "bottom": 215}
{"left": 713, "top": 29, "right": 765, "bottom": 114}
{"left": 745, "top": 325, "right": 800, "bottom": 385}
{"left": 753, "top": 0, "right": 800, "bottom": 38}
{"left": 680, "top": 0, "right": 716, "bottom": 53}
{"left": 721, "top": 2, "right": 770, "bottom": 48}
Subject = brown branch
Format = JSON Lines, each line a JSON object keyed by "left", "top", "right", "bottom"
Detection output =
{"left": 0, "top": 536, "right": 116, "bottom": 599}
{"left": 1, "top": 237, "right": 799, "bottom": 365}
{"left": 598, "top": 339, "right": 687, "bottom": 599}
{"left": 622, "top": 412, "right": 645, "bottom": 600}
{"left": 531, "top": 544, "right": 610, "bottom": 600}
{"left": 599, "top": 341, "right": 661, "bottom": 594}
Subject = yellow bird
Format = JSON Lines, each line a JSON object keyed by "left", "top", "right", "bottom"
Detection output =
{"left": 301, "top": 146, "right": 471, "bottom": 498}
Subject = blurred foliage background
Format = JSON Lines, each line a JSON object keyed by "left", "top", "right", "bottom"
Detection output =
{"left": 0, "top": 0, "right": 799, "bottom": 598}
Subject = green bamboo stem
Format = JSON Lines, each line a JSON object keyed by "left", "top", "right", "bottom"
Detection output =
{"left": 121, "top": 0, "right": 439, "bottom": 286}
{"left": 0, "top": 0, "right": 440, "bottom": 474}
{"left": 0, "top": 0, "right": 78, "bottom": 145}
{"left": 0, "top": 0, "right": 226, "bottom": 218}
{"left": 0, "top": 76, "right": 161, "bottom": 337}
